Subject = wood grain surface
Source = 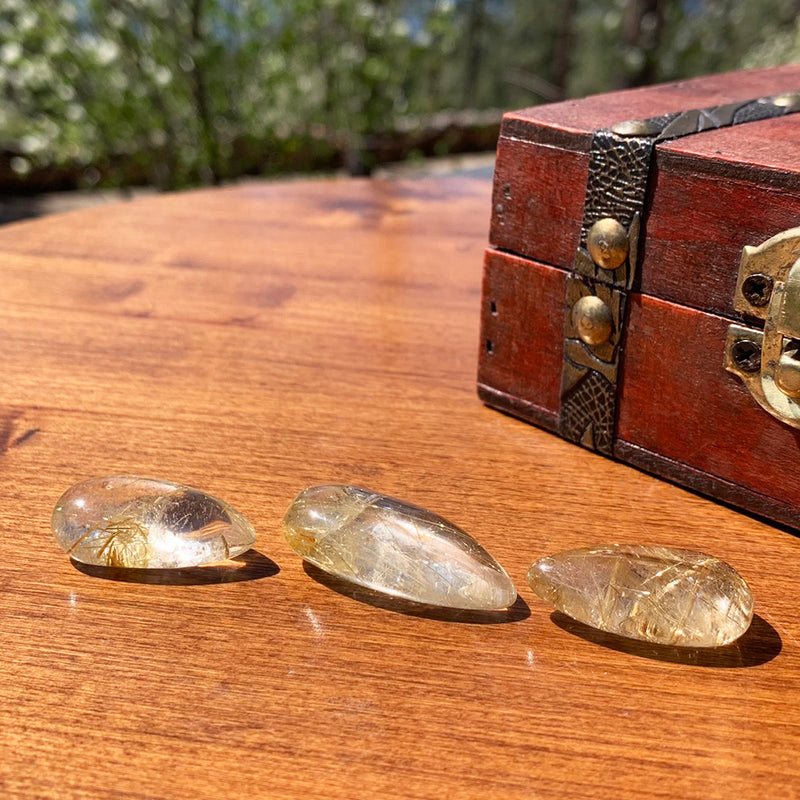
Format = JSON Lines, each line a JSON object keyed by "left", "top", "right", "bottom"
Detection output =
{"left": 1, "top": 175, "right": 799, "bottom": 800}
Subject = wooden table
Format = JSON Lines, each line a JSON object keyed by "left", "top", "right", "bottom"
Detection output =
{"left": 1, "top": 175, "right": 798, "bottom": 800}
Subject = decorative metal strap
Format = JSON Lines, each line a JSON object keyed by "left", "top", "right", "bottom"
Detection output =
{"left": 558, "top": 90, "right": 800, "bottom": 455}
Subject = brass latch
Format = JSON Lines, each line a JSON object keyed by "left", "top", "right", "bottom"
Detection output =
{"left": 726, "top": 227, "right": 800, "bottom": 427}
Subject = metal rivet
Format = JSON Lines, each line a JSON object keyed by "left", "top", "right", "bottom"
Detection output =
{"left": 572, "top": 295, "right": 613, "bottom": 346}
{"left": 610, "top": 118, "right": 662, "bottom": 137}
{"left": 742, "top": 273, "right": 774, "bottom": 307}
{"left": 731, "top": 339, "right": 761, "bottom": 373}
{"left": 587, "top": 218, "right": 629, "bottom": 270}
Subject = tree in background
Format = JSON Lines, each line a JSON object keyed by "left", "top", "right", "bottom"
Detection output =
{"left": 744, "top": 0, "right": 800, "bottom": 66}
{"left": 0, "top": 0, "right": 797, "bottom": 191}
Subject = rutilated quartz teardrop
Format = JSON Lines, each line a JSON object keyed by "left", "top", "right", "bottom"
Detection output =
{"left": 283, "top": 485, "right": 517, "bottom": 610}
{"left": 527, "top": 544, "right": 754, "bottom": 647}
{"left": 52, "top": 475, "right": 256, "bottom": 568}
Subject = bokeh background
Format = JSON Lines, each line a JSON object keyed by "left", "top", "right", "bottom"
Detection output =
{"left": 1, "top": 0, "right": 798, "bottom": 207}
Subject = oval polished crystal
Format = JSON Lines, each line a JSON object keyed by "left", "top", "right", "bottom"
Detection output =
{"left": 52, "top": 475, "right": 256, "bottom": 568}
{"left": 527, "top": 544, "right": 754, "bottom": 647}
{"left": 283, "top": 485, "right": 517, "bottom": 610}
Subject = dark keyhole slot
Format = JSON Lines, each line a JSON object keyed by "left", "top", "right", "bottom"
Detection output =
{"left": 490, "top": 300, "right": 497, "bottom": 315}
{"left": 486, "top": 339, "right": 494, "bottom": 355}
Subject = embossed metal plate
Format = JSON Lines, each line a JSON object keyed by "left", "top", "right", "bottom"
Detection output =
{"left": 558, "top": 92, "right": 800, "bottom": 455}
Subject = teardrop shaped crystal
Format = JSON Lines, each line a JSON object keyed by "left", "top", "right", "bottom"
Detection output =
{"left": 527, "top": 544, "right": 754, "bottom": 647}
{"left": 283, "top": 485, "right": 517, "bottom": 610}
{"left": 52, "top": 475, "right": 256, "bottom": 568}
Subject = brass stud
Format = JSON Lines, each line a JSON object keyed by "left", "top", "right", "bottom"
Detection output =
{"left": 572, "top": 295, "right": 613, "bottom": 346}
{"left": 587, "top": 218, "right": 629, "bottom": 270}
{"left": 610, "top": 118, "right": 662, "bottom": 137}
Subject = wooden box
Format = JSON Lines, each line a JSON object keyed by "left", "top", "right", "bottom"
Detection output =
{"left": 477, "top": 65, "right": 800, "bottom": 529}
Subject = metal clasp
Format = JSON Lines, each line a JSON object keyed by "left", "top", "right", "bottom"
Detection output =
{"left": 726, "top": 227, "right": 800, "bottom": 427}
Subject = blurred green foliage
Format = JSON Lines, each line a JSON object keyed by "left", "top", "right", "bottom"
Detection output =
{"left": 0, "top": 0, "right": 798, "bottom": 190}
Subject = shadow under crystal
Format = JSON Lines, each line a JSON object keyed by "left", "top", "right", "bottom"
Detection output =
{"left": 303, "top": 561, "right": 529, "bottom": 623}
{"left": 550, "top": 611, "right": 781, "bottom": 668}
{"left": 70, "top": 549, "right": 279, "bottom": 585}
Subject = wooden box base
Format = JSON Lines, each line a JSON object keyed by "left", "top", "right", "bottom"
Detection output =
{"left": 479, "top": 250, "right": 800, "bottom": 529}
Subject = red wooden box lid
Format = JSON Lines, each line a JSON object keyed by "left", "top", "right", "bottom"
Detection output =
{"left": 490, "top": 64, "right": 800, "bottom": 319}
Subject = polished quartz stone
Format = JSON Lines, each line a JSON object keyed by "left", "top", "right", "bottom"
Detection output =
{"left": 283, "top": 485, "right": 517, "bottom": 610}
{"left": 527, "top": 544, "right": 754, "bottom": 647}
{"left": 52, "top": 475, "right": 256, "bottom": 568}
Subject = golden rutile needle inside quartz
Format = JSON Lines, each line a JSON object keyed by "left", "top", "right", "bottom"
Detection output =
{"left": 283, "top": 485, "right": 517, "bottom": 610}
{"left": 52, "top": 475, "right": 256, "bottom": 568}
{"left": 527, "top": 544, "right": 754, "bottom": 647}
